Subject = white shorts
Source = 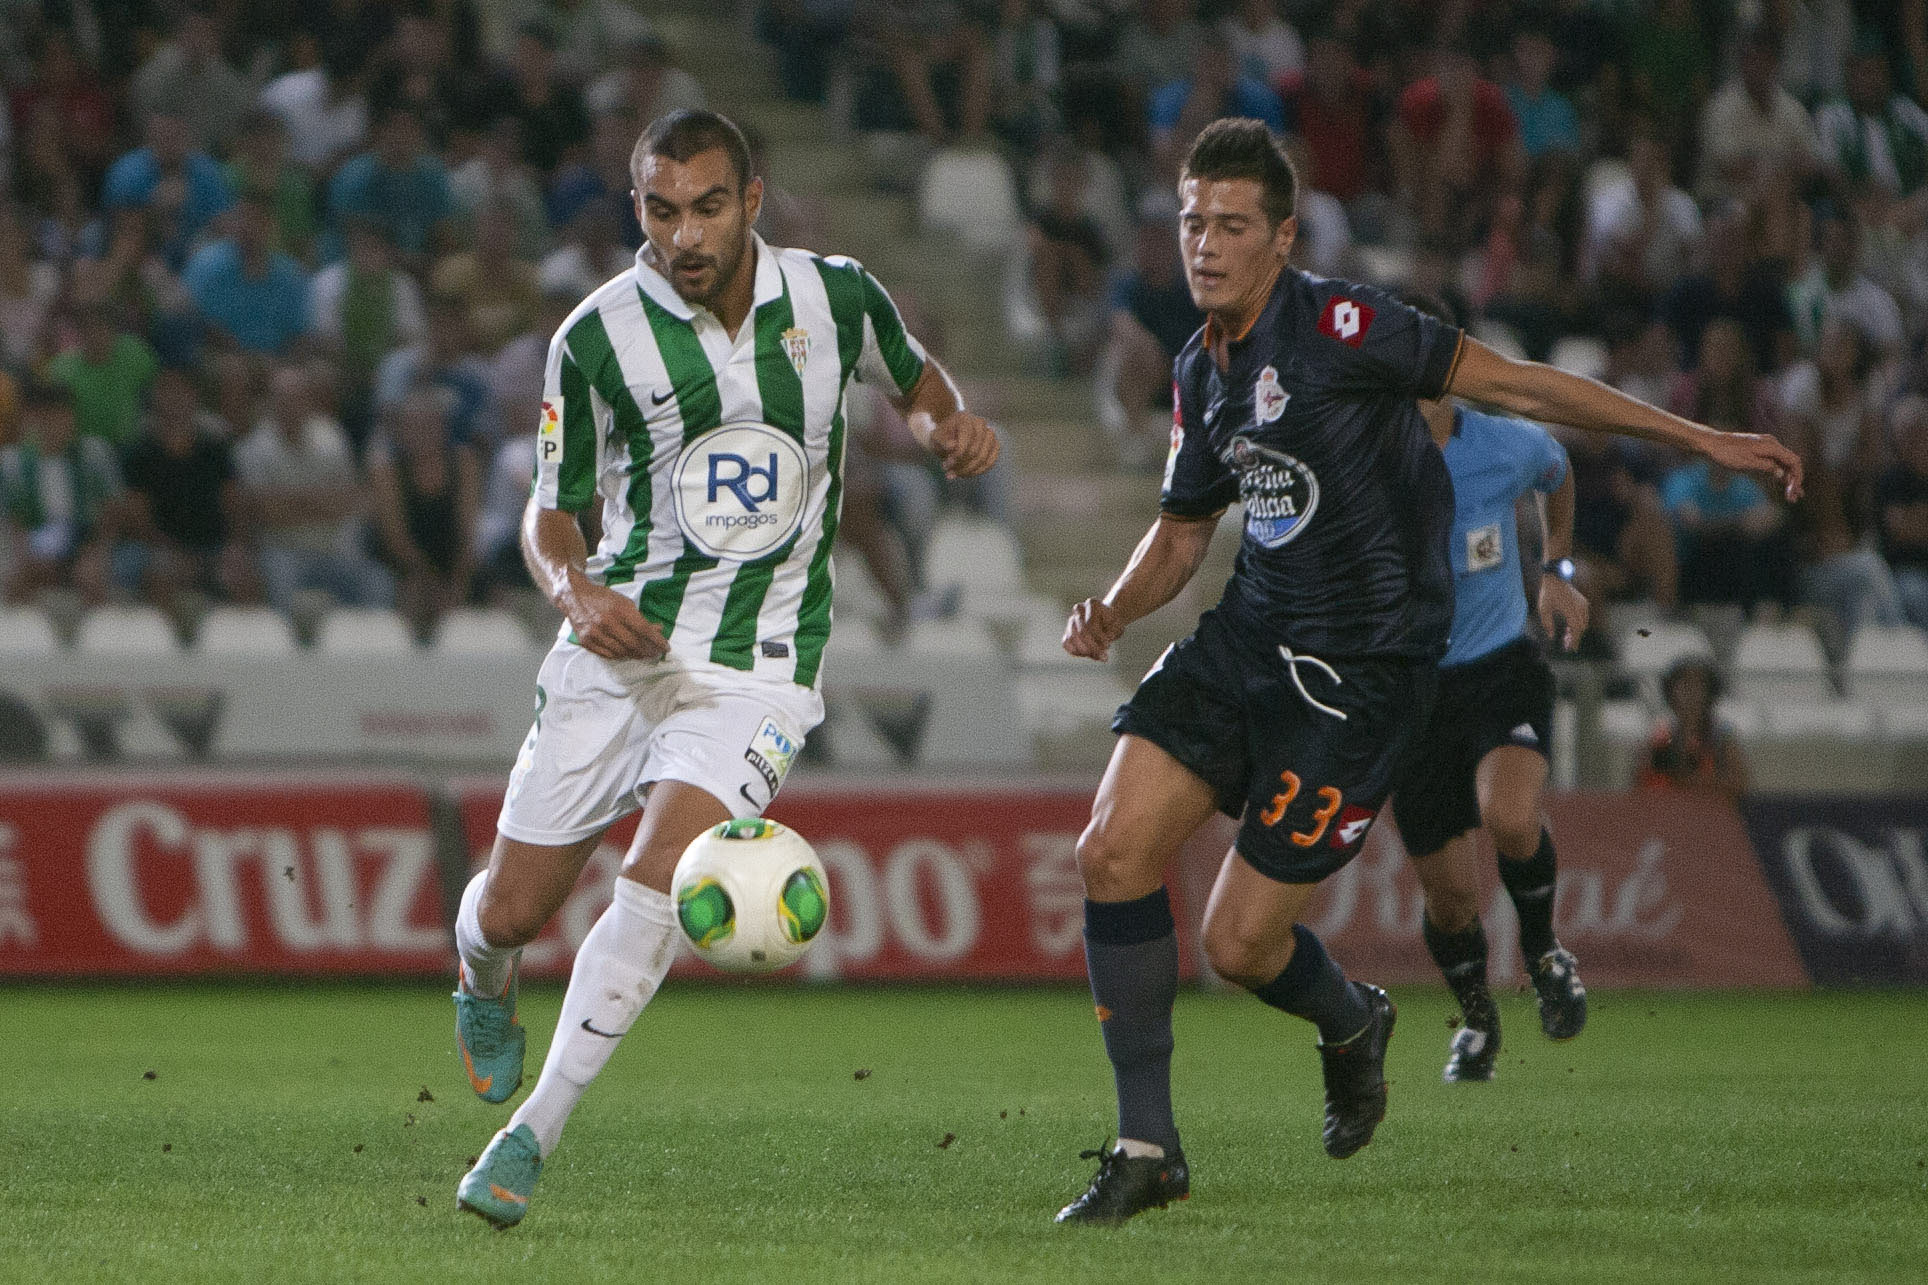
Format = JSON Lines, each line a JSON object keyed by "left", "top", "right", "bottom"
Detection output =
{"left": 496, "top": 641, "right": 825, "bottom": 847}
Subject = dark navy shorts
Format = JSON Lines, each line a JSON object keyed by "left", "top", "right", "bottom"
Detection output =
{"left": 1389, "top": 636, "right": 1554, "bottom": 858}
{"left": 1112, "top": 609, "right": 1438, "bottom": 884}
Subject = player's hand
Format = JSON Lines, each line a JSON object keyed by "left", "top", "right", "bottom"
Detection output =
{"left": 1064, "top": 598, "right": 1124, "bottom": 662}
{"left": 1702, "top": 428, "right": 1804, "bottom": 502}
{"left": 561, "top": 577, "right": 668, "bottom": 661}
{"left": 928, "top": 411, "right": 1000, "bottom": 479}
{"left": 1537, "top": 575, "right": 1590, "bottom": 652}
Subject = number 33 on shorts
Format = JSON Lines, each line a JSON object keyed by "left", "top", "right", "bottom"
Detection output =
{"left": 1257, "top": 771, "right": 1379, "bottom": 851}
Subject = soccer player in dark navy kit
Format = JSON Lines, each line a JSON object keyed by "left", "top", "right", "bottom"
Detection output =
{"left": 1054, "top": 120, "right": 1802, "bottom": 1226}
{"left": 1392, "top": 293, "right": 1592, "bottom": 1086}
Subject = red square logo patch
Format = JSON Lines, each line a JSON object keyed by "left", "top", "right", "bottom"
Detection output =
{"left": 1319, "top": 295, "right": 1374, "bottom": 347}
{"left": 1329, "top": 804, "right": 1377, "bottom": 850}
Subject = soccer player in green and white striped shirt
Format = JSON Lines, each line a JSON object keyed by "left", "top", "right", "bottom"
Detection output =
{"left": 453, "top": 110, "right": 999, "bottom": 1228}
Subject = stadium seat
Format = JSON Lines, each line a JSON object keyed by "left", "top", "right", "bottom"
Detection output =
{"left": 74, "top": 604, "right": 180, "bottom": 656}
{"left": 315, "top": 608, "right": 416, "bottom": 656}
{"left": 831, "top": 558, "right": 892, "bottom": 624}
{"left": 1469, "top": 318, "right": 1526, "bottom": 361}
{"left": 1763, "top": 700, "right": 1876, "bottom": 740}
{"left": 432, "top": 608, "right": 537, "bottom": 657}
{"left": 904, "top": 617, "right": 999, "bottom": 658}
{"left": 1732, "top": 622, "right": 1832, "bottom": 703}
{"left": 1548, "top": 336, "right": 1608, "bottom": 380}
{"left": 1018, "top": 606, "right": 1092, "bottom": 669}
{"left": 1878, "top": 700, "right": 1928, "bottom": 739}
{"left": 1016, "top": 670, "right": 1130, "bottom": 738}
{"left": 924, "top": 517, "right": 1024, "bottom": 594}
{"left": 1843, "top": 626, "right": 1928, "bottom": 705}
{"left": 194, "top": 606, "right": 299, "bottom": 658}
{"left": 0, "top": 606, "right": 62, "bottom": 657}
{"left": 915, "top": 148, "right": 1022, "bottom": 252}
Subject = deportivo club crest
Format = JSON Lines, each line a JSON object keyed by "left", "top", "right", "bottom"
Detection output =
{"left": 782, "top": 326, "right": 810, "bottom": 377}
{"left": 1254, "top": 365, "right": 1289, "bottom": 423}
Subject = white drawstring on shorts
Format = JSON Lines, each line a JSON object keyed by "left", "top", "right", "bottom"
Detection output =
{"left": 1277, "top": 645, "right": 1347, "bottom": 720}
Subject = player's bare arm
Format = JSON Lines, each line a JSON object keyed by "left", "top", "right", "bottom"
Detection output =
{"left": 519, "top": 498, "right": 667, "bottom": 661}
{"left": 1537, "top": 470, "right": 1588, "bottom": 650}
{"left": 1449, "top": 339, "right": 1805, "bottom": 500}
{"left": 1064, "top": 513, "right": 1218, "bottom": 661}
{"left": 894, "top": 358, "right": 999, "bottom": 479}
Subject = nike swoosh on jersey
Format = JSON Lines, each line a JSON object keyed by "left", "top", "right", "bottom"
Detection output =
{"left": 650, "top": 388, "right": 675, "bottom": 406}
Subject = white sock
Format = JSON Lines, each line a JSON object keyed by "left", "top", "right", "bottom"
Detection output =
{"left": 1115, "top": 1138, "right": 1165, "bottom": 1159}
{"left": 508, "top": 878, "right": 678, "bottom": 1156}
{"left": 455, "top": 870, "right": 518, "bottom": 996}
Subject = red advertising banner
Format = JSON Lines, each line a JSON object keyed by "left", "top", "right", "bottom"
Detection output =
{"left": 451, "top": 777, "right": 1201, "bottom": 982}
{"left": 0, "top": 772, "right": 449, "bottom": 976}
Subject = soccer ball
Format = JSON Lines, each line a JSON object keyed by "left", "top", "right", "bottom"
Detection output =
{"left": 671, "top": 817, "right": 830, "bottom": 972}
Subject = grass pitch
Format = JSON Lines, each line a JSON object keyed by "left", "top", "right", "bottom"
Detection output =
{"left": 4, "top": 982, "right": 1924, "bottom": 1284}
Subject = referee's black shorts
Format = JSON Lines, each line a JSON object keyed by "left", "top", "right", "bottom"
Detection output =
{"left": 1389, "top": 636, "right": 1554, "bottom": 858}
{"left": 1112, "top": 609, "right": 1438, "bottom": 884}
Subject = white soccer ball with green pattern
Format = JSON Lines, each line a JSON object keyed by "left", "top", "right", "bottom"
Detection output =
{"left": 671, "top": 818, "right": 830, "bottom": 972}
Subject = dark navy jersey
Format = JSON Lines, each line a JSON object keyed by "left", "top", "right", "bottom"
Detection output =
{"left": 1161, "top": 268, "right": 1464, "bottom": 661}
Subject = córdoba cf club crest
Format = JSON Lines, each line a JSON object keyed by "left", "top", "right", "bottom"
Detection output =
{"left": 781, "top": 326, "right": 810, "bottom": 377}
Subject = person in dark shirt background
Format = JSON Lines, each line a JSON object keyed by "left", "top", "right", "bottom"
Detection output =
{"left": 1053, "top": 118, "right": 1801, "bottom": 1227}
{"left": 115, "top": 364, "right": 259, "bottom": 606}
{"left": 1878, "top": 396, "right": 1928, "bottom": 629}
{"left": 1096, "top": 193, "right": 1204, "bottom": 470}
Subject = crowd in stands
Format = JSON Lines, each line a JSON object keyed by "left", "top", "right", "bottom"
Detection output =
{"left": 755, "top": 0, "right": 1928, "bottom": 657}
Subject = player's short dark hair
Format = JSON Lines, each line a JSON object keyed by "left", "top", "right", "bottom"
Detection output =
{"left": 633, "top": 109, "right": 755, "bottom": 193}
{"left": 1180, "top": 118, "right": 1297, "bottom": 226}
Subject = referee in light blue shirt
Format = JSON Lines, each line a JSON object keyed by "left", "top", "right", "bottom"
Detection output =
{"left": 1389, "top": 292, "right": 1592, "bottom": 1084}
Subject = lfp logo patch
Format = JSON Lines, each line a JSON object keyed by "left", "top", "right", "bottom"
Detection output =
{"left": 538, "top": 399, "right": 562, "bottom": 461}
{"left": 1319, "top": 295, "right": 1374, "bottom": 347}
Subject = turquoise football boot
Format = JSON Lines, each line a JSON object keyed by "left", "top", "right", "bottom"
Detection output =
{"left": 452, "top": 966, "right": 525, "bottom": 1104}
{"left": 457, "top": 1125, "right": 543, "bottom": 1228}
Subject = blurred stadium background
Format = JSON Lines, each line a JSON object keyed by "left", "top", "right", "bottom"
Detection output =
{"left": 1, "top": 2, "right": 1926, "bottom": 1278}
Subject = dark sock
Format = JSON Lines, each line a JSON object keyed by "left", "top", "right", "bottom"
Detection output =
{"left": 1248, "top": 924, "right": 1372, "bottom": 1045}
{"left": 1422, "top": 914, "right": 1496, "bottom": 1027}
{"left": 1084, "top": 889, "right": 1180, "bottom": 1152}
{"left": 1498, "top": 828, "right": 1559, "bottom": 964}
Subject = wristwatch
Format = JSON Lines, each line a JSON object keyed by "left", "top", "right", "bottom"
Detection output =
{"left": 1542, "top": 557, "right": 1576, "bottom": 582}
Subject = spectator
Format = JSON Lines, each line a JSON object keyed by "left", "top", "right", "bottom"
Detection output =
{"left": 367, "top": 8, "right": 466, "bottom": 150}
{"left": 431, "top": 202, "right": 542, "bottom": 355}
{"left": 9, "top": 28, "right": 116, "bottom": 190}
{"left": 1697, "top": 24, "right": 1817, "bottom": 202}
{"left": 1501, "top": 20, "right": 1580, "bottom": 161}
{"left": 258, "top": 37, "right": 370, "bottom": 173}
{"left": 547, "top": 110, "right": 646, "bottom": 246}
{"left": 1625, "top": 0, "right": 1712, "bottom": 136}
{"left": 1662, "top": 204, "right": 1796, "bottom": 373}
{"left": 585, "top": 32, "right": 706, "bottom": 122}
{"left": 1095, "top": 195, "right": 1201, "bottom": 471}
{"left": 130, "top": 3, "right": 252, "bottom": 152}
{"left": 114, "top": 365, "right": 258, "bottom": 606}
{"left": 1279, "top": 26, "right": 1379, "bottom": 208}
{"left": 1025, "top": 143, "right": 1113, "bottom": 372}
{"left": 1814, "top": 39, "right": 1928, "bottom": 201}
{"left": 757, "top": 0, "right": 854, "bottom": 104}
{"left": 373, "top": 292, "right": 494, "bottom": 449}
{"left": 987, "top": 0, "right": 1061, "bottom": 156}
{"left": 1787, "top": 208, "right": 1905, "bottom": 358}
{"left": 450, "top": 117, "right": 553, "bottom": 261}
{"left": 1392, "top": 40, "right": 1524, "bottom": 251}
{"left": 1876, "top": 397, "right": 1928, "bottom": 629}
{"left": 1221, "top": 0, "right": 1302, "bottom": 88}
{"left": 223, "top": 110, "right": 317, "bottom": 263}
{"left": 1148, "top": 32, "right": 1284, "bottom": 174}
{"left": 48, "top": 304, "right": 158, "bottom": 450}
{"left": 308, "top": 218, "right": 428, "bottom": 430}
{"left": 546, "top": 0, "right": 658, "bottom": 89}
{"left": 1668, "top": 319, "right": 1778, "bottom": 441}
{"left": 1781, "top": 319, "right": 1904, "bottom": 636}
{"left": 326, "top": 105, "right": 454, "bottom": 268}
{"left": 744, "top": 124, "right": 829, "bottom": 254}
{"left": 486, "top": 21, "right": 592, "bottom": 173}
{"left": 0, "top": 381, "right": 121, "bottom": 604}
{"left": 1282, "top": 134, "right": 1349, "bottom": 277}
{"left": 1566, "top": 433, "right": 1678, "bottom": 610}
{"left": 367, "top": 384, "right": 479, "bottom": 639}
{"left": 1779, "top": 0, "right": 1854, "bottom": 106}
{"left": 0, "top": 203, "right": 59, "bottom": 369}
{"left": 1660, "top": 457, "right": 1787, "bottom": 609}
{"left": 539, "top": 202, "right": 634, "bottom": 300}
{"left": 866, "top": 2, "right": 993, "bottom": 145}
{"left": 234, "top": 363, "right": 393, "bottom": 612}
{"left": 1602, "top": 312, "right": 1681, "bottom": 410}
{"left": 184, "top": 194, "right": 311, "bottom": 358}
{"left": 1638, "top": 656, "right": 1749, "bottom": 799}
{"left": 1113, "top": 0, "right": 1205, "bottom": 96}
{"left": 1584, "top": 126, "right": 1701, "bottom": 296}
{"left": 99, "top": 110, "right": 235, "bottom": 264}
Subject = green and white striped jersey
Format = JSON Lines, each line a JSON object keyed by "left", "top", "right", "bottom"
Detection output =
{"left": 535, "top": 234, "right": 927, "bottom": 687}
